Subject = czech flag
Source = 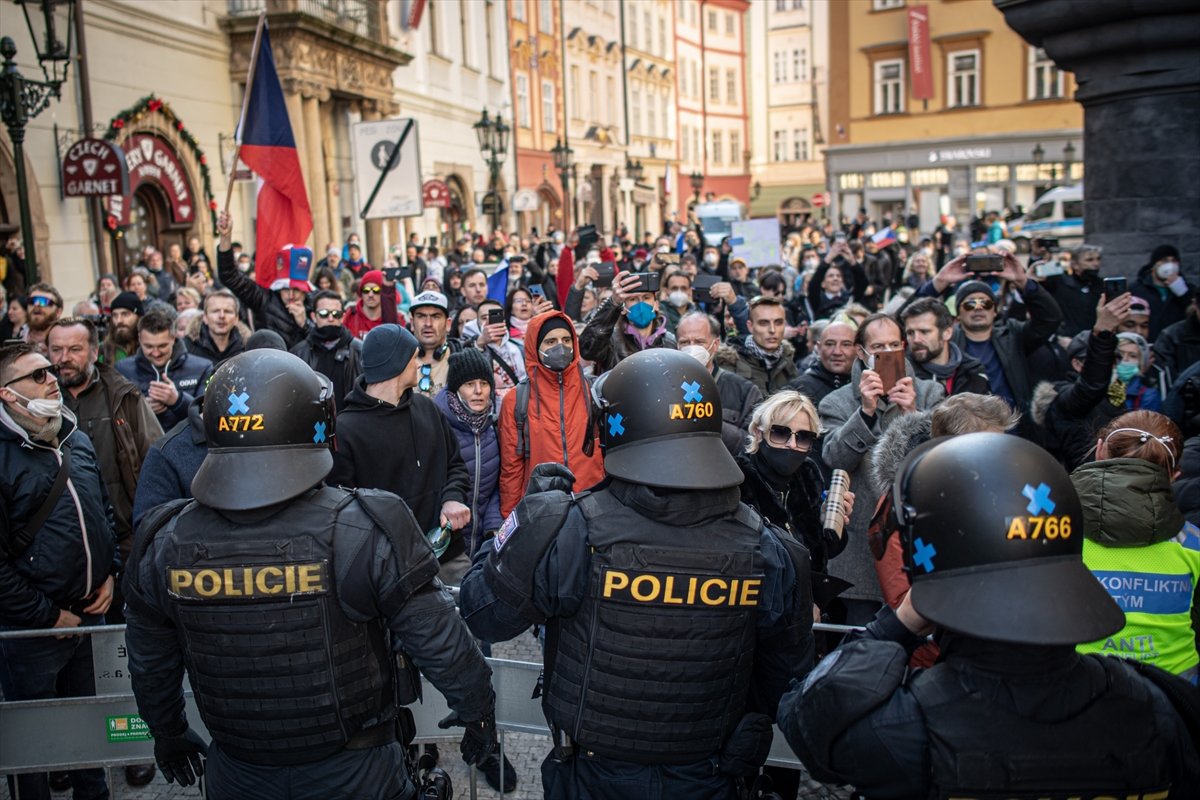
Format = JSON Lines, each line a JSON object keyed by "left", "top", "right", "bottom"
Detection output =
{"left": 871, "top": 226, "right": 898, "bottom": 248}
{"left": 237, "top": 21, "right": 312, "bottom": 289}
{"left": 486, "top": 261, "right": 510, "bottom": 302}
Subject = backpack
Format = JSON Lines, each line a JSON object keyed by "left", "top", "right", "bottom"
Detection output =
{"left": 512, "top": 364, "right": 596, "bottom": 459}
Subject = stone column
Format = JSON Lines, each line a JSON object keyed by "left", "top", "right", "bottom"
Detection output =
{"left": 282, "top": 85, "right": 311, "bottom": 250}
{"left": 995, "top": 0, "right": 1200, "bottom": 279}
{"left": 303, "top": 94, "right": 330, "bottom": 258}
{"left": 360, "top": 101, "right": 386, "bottom": 268}
{"left": 319, "top": 100, "right": 342, "bottom": 249}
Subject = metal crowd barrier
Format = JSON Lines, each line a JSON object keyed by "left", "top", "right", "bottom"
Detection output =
{"left": 0, "top": 622, "right": 864, "bottom": 785}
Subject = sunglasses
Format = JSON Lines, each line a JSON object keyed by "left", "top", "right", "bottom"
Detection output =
{"left": 361, "top": 285, "right": 382, "bottom": 295}
{"left": 315, "top": 308, "right": 344, "bottom": 319}
{"left": 418, "top": 363, "right": 433, "bottom": 393}
{"left": 29, "top": 295, "right": 59, "bottom": 308}
{"left": 960, "top": 298, "right": 995, "bottom": 311}
{"left": 767, "top": 425, "right": 816, "bottom": 451}
{"left": 4, "top": 363, "right": 60, "bottom": 387}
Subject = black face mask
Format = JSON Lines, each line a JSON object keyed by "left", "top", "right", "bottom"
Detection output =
{"left": 757, "top": 443, "right": 808, "bottom": 480}
{"left": 312, "top": 324, "right": 343, "bottom": 342}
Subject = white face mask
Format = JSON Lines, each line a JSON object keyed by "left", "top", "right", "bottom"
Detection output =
{"left": 704, "top": 253, "right": 718, "bottom": 266}
{"left": 658, "top": 245, "right": 670, "bottom": 254}
{"left": 8, "top": 388, "right": 64, "bottom": 419}
{"left": 668, "top": 290, "right": 690, "bottom": 308}
{"left": 803, "top": 258, "right": 819, "bottom": 270}
{"left": 681, "top": 344, "right": 712, "bottom": 367}
{"left": 1155, "top": 260, "right": 1180, "bottom": 280}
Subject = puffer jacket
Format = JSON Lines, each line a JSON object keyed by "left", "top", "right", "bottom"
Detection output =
{"left": 434, "top": 389, "right": 502, "bottom": 555}
{"left": 577, "top": 299, "right": 676, "bottom": 374}
{"left": 0, "top": 407, "right": 117, "bottom": 627}
{"left": 1176, "top": 435, "right": 1200, "bottom": 527}
{"left": 498, "top": 311, "right": 605, "bottom": 516}
{"left": 217, "top": 246, "right": 308, "bottom": 349}
{"left": 116, "top": 340, "right": 212, "bottom": 430}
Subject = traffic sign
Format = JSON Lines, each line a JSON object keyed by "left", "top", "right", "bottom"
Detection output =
{"left": 352, "top": 118, "right": 424, "bottom": 219}
{"left": 812, "top": 192, "right": 828, "bottom": 208}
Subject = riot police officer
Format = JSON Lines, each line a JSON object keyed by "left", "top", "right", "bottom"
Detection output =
{"left": 123, "top": 350, "right": 497, "bottom": 800}
{"left": 460, "top": 348, "right": 815, "bottom": 799}
{"left": 779, "top": 433, "right": 1200, "bottom": 797}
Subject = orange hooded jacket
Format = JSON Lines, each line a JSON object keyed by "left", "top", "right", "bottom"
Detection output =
{"left": 498, "top": 311, "right": 605, "bottom": 516}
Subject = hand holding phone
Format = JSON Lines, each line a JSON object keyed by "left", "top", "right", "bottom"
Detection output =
{"left": 966, "top": 253, "right": 1003, "bottom": 273}
{"left": 1102, "top": 276, "right": 1127, "bottom": 300}
{"left": 383, "top": 266, "right": 411, "bottom": 283}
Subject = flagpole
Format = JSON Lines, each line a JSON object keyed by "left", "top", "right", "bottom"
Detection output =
{"left": 224, "top": 11, "right": 267, "bottom": 213}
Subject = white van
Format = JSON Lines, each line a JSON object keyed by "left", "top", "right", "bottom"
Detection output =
{"left": 1009, "top": 185, "right": 1084, "bottom": 253}
{"left": 693, "top": 200, "right": 745, "bottom": 247}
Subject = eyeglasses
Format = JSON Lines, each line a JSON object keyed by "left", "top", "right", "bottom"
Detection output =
{"left": 361, "top": 285, "right": 382, "bottom": 295}
{"left": 29, "top": 295, "right": 59, "bottom": 308}
{"left": 315, "top": 308, "right": 344, "bottom": 319}
{"left": 767, "top": 425, "right": 816, "bottom": 451}
{"left": 3, "top": 363, "right": 60, "bottom": 387}
{"left": 418, "top": 363, "right": 433, "bottom": 393}
{"left": 960, "top": 298, "right": 995, "bottom": 311}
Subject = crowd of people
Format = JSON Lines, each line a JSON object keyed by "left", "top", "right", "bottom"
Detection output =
{"left": 1, "top": 203, "right": 1198, "bottom": 799}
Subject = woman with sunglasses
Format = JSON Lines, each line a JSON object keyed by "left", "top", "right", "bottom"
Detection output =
{"left": 736, "top": 390, "right": 852, "bottom": 580}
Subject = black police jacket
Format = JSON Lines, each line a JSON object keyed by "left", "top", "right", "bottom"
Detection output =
{"left": 778, "top": 607, "right": 1200, "bottom": 798}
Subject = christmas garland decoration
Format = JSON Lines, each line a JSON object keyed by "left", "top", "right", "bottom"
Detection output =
{"left": 102, "top": 94, "right": 218, "bottom": 233}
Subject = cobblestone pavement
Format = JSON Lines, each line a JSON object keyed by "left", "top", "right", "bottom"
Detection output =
{"left": 4, "top": 629, "right": 848, "bottom": 800}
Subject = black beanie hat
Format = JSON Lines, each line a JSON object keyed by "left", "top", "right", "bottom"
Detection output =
{"left": 1150, "top": 244, "right": 1180, "bottom": 265}
{"left": 447, "top": 347, "right": 494, "bottom": 394}
{"left": 536, "top": 317, "right": 573, "bottom": 349}
{"left": 245, "top": 329, "right": 287, "bottom": 351}
{"left": 110, "top": 291, "right": 144, "bottom": 316}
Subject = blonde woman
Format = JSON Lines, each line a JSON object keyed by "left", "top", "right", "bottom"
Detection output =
{"left": 737, "top": 390, "right": 853, "bottom": 578}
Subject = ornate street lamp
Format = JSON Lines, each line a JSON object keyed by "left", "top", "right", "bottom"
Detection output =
{"left": 689, "top": 171, "right": 704, "bottom": 204}
{"left": 625, "top": 158, "right": 644, "bottom": 183}
{"left": 1063, "top": 141, "right": 1076, "bottom": 182}
{"left": 1, "top": 0, "right": 76, "bottom": 286}
{"left": 551, "top": 137, "right": 574, "bottom": 229}
{"left": 474, "top": 109, "right": 510, "bottom": 232}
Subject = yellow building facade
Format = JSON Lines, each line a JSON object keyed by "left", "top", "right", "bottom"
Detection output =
{"left": 826, "top": 0, "right": 1083, "bottom": 233}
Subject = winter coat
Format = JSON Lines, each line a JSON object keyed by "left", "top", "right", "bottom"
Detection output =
{"left": 1175, "top": 436, "right": 1200, "bottom": 527}
{"left": 217, "top": 246, "right": 308, "bottom": 350}
{"left": 63, "top": 364, "right": 163, "bottom": 544}
{"left": 1131, "top": 262, "right": 1196, "bottom": 342}
{"left": 0, "top": 407, "right": 117, "bottom": 628}
{"left": 720, "top": 338, "right": 800, "bottom": 398}
{"left": 1153, "top": 313, "right": 1200, "bottom": 383}
{"left": 290, "top": 327, "right": 363, "bottom": 412}
{"left": 818, "top": 359, "right": 944, "bottom": 602}
{"left": 116, "top": 340, "right": 212, "bottom": 430}
{"left": 1042, "top": 270, "right": 1103, "bottom": 337}
{"left": 132, "top": 397, "right": 205, "bottom": 531}
{"left": 714, "top": 366, "right": 763, "bottom": 456}
{"left": 185, "top": 315, "right": 250, "bottom": 368}
{"left": 498, "top": 311, "right": 605, "bottom": 517}
{"left": 434, "top": 389, "right": 502, "bottom": 555}
{"left": 578, "top": 299, "right": 677, "bottom": 375}
{"left": 342, "top": 287, "right": 401, "bottom": 340}
{"left": 787, "top": 361, "right": 851, "bottom": 406}
{"left": 909, "top": 343, "right": 991, "bottom": 397}
{"left": 461, "top": 319, "right": 527, "bottom": 402}
{"left": 328, "top": 380, "right": 470, "bottom": 555}
{"left": 1030, "top": 330, "right": 1124, "bottom": 471}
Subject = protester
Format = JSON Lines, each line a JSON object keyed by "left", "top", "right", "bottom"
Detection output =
{"left": 409, "top": 290, "right": 461, "bottom": 398}
{"left": 342, "top": 268, "right": 400, "bottom": 339}
{"left": 787, "top": 320, "right": 855, "bottom": 405}
{"left": 723, "top": 296, "right": 799, "bottom": 397}
{"left": 578, "top": 270, "right": 676, "bottom": 373}
{"left": 1153, "top": 296, "right": 1200, "bottom": 382}
{"left": 1132, "top": 244, "right": 1194, "bottom": 341}
{"left": 117, "top": 310, "right": 213, "bottom": 430}
{"left": 101, "top": 291, "right": 143, "bottom": 365}
{"left": 464, "top": 297, "right": 525, "bottom": 400}
{"left": 23, "top": 282, "right": 63, "bottom": 353}
{"left": 290, "top": 289, "right": 362, "bottom": 411}
{"left": 185, "top": 288, "right": 249, "bottom": 367}
{"left": 216, "top": 211, "right": 310, "bottom": 349}
{"left": 677, "top": 311, "right": 761, "bottom": 455}
{"left": 899, "top": 296, "right": 990, "bottom": 396}
{"left": 1113, "top": 332, "right": 1162, "bottom": 411}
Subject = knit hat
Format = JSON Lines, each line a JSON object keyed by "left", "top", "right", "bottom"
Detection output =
{"left": 954, "top": 280, "right": 997, "bottom": 308}
{"left": 360, "top": 269, "right": 385, "bottom": 292}
{"left": 362, "top": 323, "right": 419, "bottom": 384}
{"left": 1150, "top": 244, "right": 1180, "bottom": 264}
{"left": 1066, "top": 330, "right": 1090, "bottom": 361}
{"left": 536, "top": 316, "right": 573, "bottom": 349}
{"left": 110, "top": 291, "right": 143, "bottom": 316}
{"left": 246, "top": 329, "right": 287, "bottom": 351}
{"left": 447, "top": 348, "right": 494, "bottom": 394}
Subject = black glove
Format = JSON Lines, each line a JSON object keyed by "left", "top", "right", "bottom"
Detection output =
{"left": 718, "top": 713, "right": 773, "bottom": 777}
{"left": 438, "top": 711, "right": 497, "bottom": 766}
{"left": 526, "top": 463, "right": 575, "bottom": 495}
{"left": 153, "top": 727, "right": 208, "bottom": 786}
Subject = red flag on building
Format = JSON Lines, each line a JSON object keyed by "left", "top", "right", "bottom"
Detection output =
{"left": 236, "top": 19, "right": 312, "bottom": 288}
{"left": 908, "top": 5, "right": 934, "bottom": 102}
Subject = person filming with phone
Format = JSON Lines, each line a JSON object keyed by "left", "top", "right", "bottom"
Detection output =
{"left": 579, "top": 269, "right": 676, "bottom": 374}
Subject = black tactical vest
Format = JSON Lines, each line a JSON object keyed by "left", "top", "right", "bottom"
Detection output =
{"left": 909, "top": 654, "right": 1174, "bottom": 800}
{"left": 544, "top": 489, "right": 765, "bottom": 765}
{"left": 159, "top": 487, "right": 396, "bottom": 766}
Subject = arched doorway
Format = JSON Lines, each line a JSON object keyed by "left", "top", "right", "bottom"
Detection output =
{"left": 120, "top": 184, "right": 185, "bottom": 276}
{"left": 444, "top": 175, "right": 469, "bottom": 240}
{"left": 778, "top": 197, "right": 814, "bottom": 231}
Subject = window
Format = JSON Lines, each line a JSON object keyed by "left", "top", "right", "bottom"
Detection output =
{"left": 773, "top": 130, "right": 786, "bottom": 162}
{"left": 513, "top": 1, "right": 525, "bottom": 22}
{"left": 693, "top": 128, "right": 700, "bottom": 165}
{"left": 660, "top": 101, "right": 667, "bottom": 141}
{"left": 874, "top": 58, "right": 905, "bottom": 114}
{"left": 730, "top": 131, "right": 740, "bottom": 167}
{"left": 426, "top": 0, "right": 440, "bottom": 55}
{"left": 1028, "top": 47, "right": 1063, "bottom": 100}
{"left": 539, "top": 0, "right": 553, "bottom": 33}
{"left": 793, "top": 0, "right": 804, "bottom": 7}
{"left": 773, "top": 51, "right": 785, "bottom": 83}
{"left": 679, "top": 1, "right": 686, "bottom": 21}
{"left": 948, "top": 50, "right": 979, "bottom": 108}
{"left": 725, "top": 13, "right": 734, "bottom": 35}
{"left": 709, "top": 67, "right": 720, "bottom": 102}
{"left": 1062, "top": 200, "right": 1083, "bottom": 219}
{"left": 682, "top": 125, "right": 690, "bottom": 161}
{"left": 644, "top": 11, "right": 652, "bottom": 52}
{"left": 606, "top": 76, "right": 616, "bottom": 125}
{"left": 570, "top": 66, "right": 581, "bottom": 118}
{"left": 542, "top": 80, "right": 556, "bottom": 132}
{"left": 680, "top": 59, "right": 688, "bottom": 97}
{"left": 460, "top": 0, "right": 474, "bottom": 68}
{"left": 707, "top": 10, "right": 717, "bottom": 31}
{"left": 775, "top": 0, "right": 787, "bottom": 10}
{"left": 658, "top": 14, "right": 666, "bottom": 56}
{"left": 872, "top": 0, "right": 905, "bottom": 8}
{"left": 793, "top": 48, "right": 807, "bottom": 82}
{"left": 485, "top": 1, "right": 497, "bottom": 77}
{"left": 712, "top": 131, "right": 723, "bottom": 165}
{"left": 589, "top": 70, "right": 598, "bottom": 121}
{"left": 726, "top": 69, "right": 737, "bottom": 104}
{"left": 647, "top": 88, "right": 657, "bottom": 137}
{"left": 793, "top": 127, "right": 808, "bottom": 161}
{"left": 516, "top": 74, "right": 530, "bottom": 127}
{"left": 692, "top": 62, "right": 699, "bottom": 98}
{"left": 631, "top": 86, "right": 642, "bottom": 135}
{"left": 628, "top": 12, "right": 638, "bottom": 49}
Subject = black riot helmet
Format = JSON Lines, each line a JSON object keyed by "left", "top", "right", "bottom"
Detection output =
{"left": 591, "top": 348, "right": 742, "bottom": 489}
{"left": 893, "top": 433, "right": 1124, "bottom": 645}
{"left": 191, "top": 350, "right": 336, "bottom": 512}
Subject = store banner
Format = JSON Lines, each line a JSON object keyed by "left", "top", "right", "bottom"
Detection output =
{"left": 908, "top": 5, "right": 934, "bottom": 101}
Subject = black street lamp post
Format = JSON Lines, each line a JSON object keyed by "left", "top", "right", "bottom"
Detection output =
{"left": 473, "top": 109, "right": 509, "bottom": 233}
{"left": 689, "top": 171, "right": 704, "bottom": 205}
{"left": 625, "top": 158, "right": 644, "bottom": 183}
{"left": 1, "top": 1, "right": 75, "bottom": 287}
{"left": 551, "top": 136, "right": 573, "bottom": 230}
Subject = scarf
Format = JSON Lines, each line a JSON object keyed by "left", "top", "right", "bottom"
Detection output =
{"left": 447, "top": 390, "right": 492, "bottom": 434}
{"left": 744, "top": 333, "right": 783, "bottom": 367}
{"left": 921, "top": 342, "right": 964, "bottom": 380}
{"left": 510, "top": 315, "right": 531, "bottom": 338}
{"left": 625, "top": 320, "right": 666, "bottom": 349}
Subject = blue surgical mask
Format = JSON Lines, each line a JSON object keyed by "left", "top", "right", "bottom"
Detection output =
{"left": 626, "top": 301, "right": 656, "bottom": 328}
{"left": 1115, "top": 363, "right": 1140, "bottom": 383}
